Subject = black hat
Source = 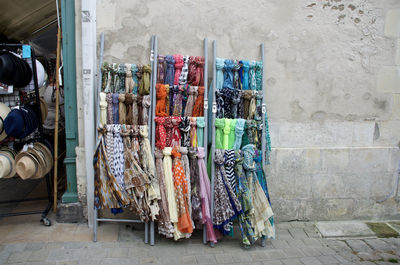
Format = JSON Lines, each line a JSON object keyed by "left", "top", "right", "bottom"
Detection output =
{"left": 0, "top": 51, "right": 32, "bottom": 88}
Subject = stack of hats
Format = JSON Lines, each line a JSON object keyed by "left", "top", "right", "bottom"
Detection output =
{"left": 4, "top": 106, "right": 39, "bottom": 139}
{"left": 0, "top": 147, "right": 16, "bottom": 178}
{"left": 15, "top": 142, "right": 53, "bottom": 180}
{"left": 0, "top": 51, "right": 32, "bottom": 88}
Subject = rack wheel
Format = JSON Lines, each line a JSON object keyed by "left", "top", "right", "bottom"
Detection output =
{"left": 41, "top": 218, "right": 51, "bottom": 226}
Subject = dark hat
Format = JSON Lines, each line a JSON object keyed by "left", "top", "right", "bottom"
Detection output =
{"left": 0, "top": 51, "right": 32, "bottom": 88}
{"left": 4, "top": 106, "right": 39, "bottom": 139}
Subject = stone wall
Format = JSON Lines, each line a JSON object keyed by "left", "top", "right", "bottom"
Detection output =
{"left": 75, "top": 0, "right": 400, "bottom": 221}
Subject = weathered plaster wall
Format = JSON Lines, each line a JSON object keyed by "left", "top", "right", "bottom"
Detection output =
{"left": 77, "top": 0, "right": 400, "bottom": 221}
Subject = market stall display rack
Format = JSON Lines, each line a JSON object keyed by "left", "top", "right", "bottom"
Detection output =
{"left": 209, "top": 40, "right": 269, "bottom": 247}
{"left": 0, "top": 43, "right": 52, "bottom": 226}
{"left": 149, "top": 36, "right": 209, "bottom": 246}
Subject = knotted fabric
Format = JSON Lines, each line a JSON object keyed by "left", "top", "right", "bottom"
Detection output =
{"left": 243, "top": 90, "right": 254, "bottom": 119}
{"left": 197, "top": 147, "right": 217, "bottom": 243}
{"left": 139, "top": 64, "right": 151, "bottom": 95}
{"left": 157, "top": 55, "right": 166, "bottom": 84}
{"left": 223, "top": 59, "right": 234, "bottom": 89}
{"left": 246, "top": 120, "right": 257, "bottom": 145}
{"left": 131, "top": 95, "right": 138, "bottom": 125}
{"left": 172, "top": 85, "right": 183, "bottom": 117}
{"left": 179, "top": 56, "right": 189, "bottom": 85}
{"left": 248, "top": 91, "right": 257, "bottom": 120}
{"left": 249, "top": 61, "right": 257, "bottom": 90}
{"left": 180, "top": 147, "right": 192, "bottom": 218}
{"left": 221, "top": 88, "right": 234, "bottom": 118}
{"left": 240, "top": 60, "right": 250, "bottom": 90}
{"left": 233, "top": 119, "right": 246, "bottom": 150}
{"left": 181, "top": 84, "right": 188, "bottom": 116}
{"left": 112, "top": 125, "right": 125, "bottom": 189}
{"left": 225, "top": 149, "right": 237, "bottom": 193}
{"left": 231, "top": 90, "right": 241, "bottom": 119}
{"left": 256, "top": 121, "right": 262, "bottom": 150}
{"left": 101, "top": 62, "right": 111, "bottom": 92}
{"left": 155, "top": 148, "right": 174, "bottom": 238}
{"left": 184, "top": 86, "right": 198, "bottom": 117}
{"left": 215, "top": 118, "right": 224, "bottom": 149}
{"left": 111, "top": 63, "right": 118, "bottom": 92}
{"left": 265, "top": 110, "right": 272, "bottom": 164}
{"left": 131, "top": 125, "right": 141, "bottom": 162}
{"left": 193, "top": 56, "right": 204, "bottom": 86}
{"left": 118, "top": 94, "right": 126, "bottom": 124}
{"left": 117, "top": 64, "right": 126, "bottom": 93}
{"left": 255, "top": 61, "right": 263, "bottom": 91}
{"left": 216, "top": 58, "right": 224, "bottom": 90}
{"left": 171, "top": 149, "right": 193, "bottom": 235}
{"left": 163, "top": 147, "right": 178, "bottom": 223}
{"left": 173, "top": 54, "right": 183, "bottom": 85}
{"left": 112, "top": 93, "right": 119, "bottom": 124}
{"left": 215, "top": 90, "right": 224, "bottom": 119}
{"left": 141, "top": 95, "right": 151, "bottom": 125}
{"left": 105, "top": 125, "right": 115, "bottom": 177}
{"left": 155, "top": 83, "right": 168, "bottom": 117}
{"left": 170, "top": 117, "right": 182, "bottom": 148}
{"left": 125, "top": 64, "right": 134, "bottom": 93}
{"left": 131, "top": 64, "right": 139, "bottom": 94}
{"left": 164, "top": 118, "right": 174, "bottom": 147}
{"left": 223, "top": 119, "right": 232, "bottom": 150}
{"left": 233, "top": 60, "right": 241, "bottom": 89}
{"left": 196, "top": 117, "right": 205, "bottom": 147}
{"left": 255, "top": 91, "right": 263, "bottom": 121}
{"left": 165, "top": 55, "right": 175, "bottom": 88}
{"left": 189, "top": 117, "right": 197, "bottom": 148}
{"left": 189, "top": 148, "right": 202, "bottom": 228}
{"left": 213, "top": 149, "right": 242, "bottom": 233}
{"left": 106, "top": 93, "right": 113, "bottom": 124}
{"left": 192, "top": 86, "right": 204, "bottom": 117}
{"left": 124, "top": 93, "right": 133, "bottom": 125}
{"left": 187, "top": 56, "right": 197, "bottom": 84}
{"left": 99, "top": 92, "right": 107, "bottom": 126}
{"left": 135, "top": 64, "right": 143, "bottom": 94}
{"left": 155, "top": 117, "right": 167, "bottom": 150}
{"left": 179, "top": 117, "right": 191, "bottom": 147}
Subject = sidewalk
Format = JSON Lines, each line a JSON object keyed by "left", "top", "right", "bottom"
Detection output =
{"left": 0, "top": 217, "right": 399, "bottom": 265}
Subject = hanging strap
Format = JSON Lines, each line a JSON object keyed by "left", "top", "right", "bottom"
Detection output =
{"left": 216, "top": 58, "right": 224, "bottom": 90}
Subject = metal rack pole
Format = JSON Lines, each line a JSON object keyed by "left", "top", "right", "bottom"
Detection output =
{"left": 202, "top": 38, "right": 208, "bottom": 245}
{"left": 260, "top": 43, "right": 267, "bottom": 247}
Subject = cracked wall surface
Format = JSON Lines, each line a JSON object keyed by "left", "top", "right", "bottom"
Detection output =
{"left": 75, "top": 0, "right": 400, "bottom": 221}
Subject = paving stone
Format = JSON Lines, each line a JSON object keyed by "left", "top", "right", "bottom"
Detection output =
{"left": 180, "top": 255, "right": 197, "bottom": 265}
{"left": 264, "top": 249, "right": 287, "bottom": 260}
{"left": 381, "top": 238, "right": 400, "bottom": 248}
{"left": 78, "top": 260, "right": 100, "bottom": 265}
{"left": 316, "top": 222, "right": 375, "bottom": 238}
{"left": 139, "top": 256, "right": 159, "bottom": 265}
{"left": 185, "top": 243, "right": 206, "bottom": 255}
{"left": 215, "top": 253, "right": 234, "bottom": 264}
{"left": 325, "top": 240, "right": 351, "bottom": 252}
{"left": 281, "top": 258, "right": 303, "bottom": 265}
{"left": 100, "top": 258, "right": 138, "bottom": 265}
{"left": 336, "top": 251, "right": 361, "bottom": 262}
{"left": 314, "top": 247, "right": 336, "bottom": 256}
{"left": 376, "top": 262, "right": 400, "bottom": 265}
{"left": 304, "top": 227, "right": 322, "bottom": 238}
{"left": 287, "top": 240, "right": 305, "bottom": 248}
{"left": 299, "top": 256, "right": 323, "bottom": 265}
{"left": 364, "top": 238, "right": 393, "bottom": 251}
{"left": 378, "top": 252, "right": 400, "bottom": 261}
{"left": 288, "top": 228, "right": 309, "bottom": 239}
{"left": 29, "top": 248, "right": 50, "bottom": 262}
{"left": 300, "top": 247, "right": 321, "bottom": 257}
{"left": 3, "top": 243, "right": 27, "bottom": 253}
{"left": 263, "top": 260, "right": 284, "bottom": 265}
{"left": 277, "top": 229, "right": 294, "bottom": 240}
{"left": 332, "top": 254, "right": 354, "bottom": 264}
{"left": 345, "top": 239, "right": 373, "bottom": 253}
{"left": 24, "top": 242, "right": 47, "bottom": 251}
{"left": 302, "top": 238, "right": 322, "bottom": 247}
{"left": 284, "top": 248, "right": 305, "bottom": 258}
{"left": 358, "top": 262, "right": 376, "bottom": 265}
{"left": 290, "top": 222, "right": 309, "bottom": 228}
{"left": 128, "top": 247, "right": 149, "bottom": 258}
{"left": 108, "top": 247, "right": 129, "bottom": 258}
{"left": 357, "top": 251, "right": 379, "bottom": 261}
{"left": 63, "top": 242, "right": 89, "bottom": 250}
{"left": 159, "top": 256, "right": 180, "bottom": 265}
{"left": 276, "top": 223, "right": 292, "bottom": 229}
{"left": 250, "top": 251, "right": 270, "bottom": 261}
{"left": 315, "top": 255, "right": 339, "bottom": 265}
{"left": 271, "top": 240, "right": 291, "bottom": 249}
{"left": 231, "top": 252, "right": 252, "bottom": 263}
{"left": 0, "top": 251, "right": 10, "bottom": 264}
{"left": 195, "top": 254, "right": 216, "bottom": 265}
{"left": 56, "top": 261, "right": 79, "bottom": 265}
{"left": 7, "top": 250, "right": 32, "bottom": 263}
{"left": 47, "top": 249, "right": 83, "bottom": 261}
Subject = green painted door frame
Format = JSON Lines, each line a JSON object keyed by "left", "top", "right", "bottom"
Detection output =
{"left": 61, "top": 0, "right": 78, "bottom": 203}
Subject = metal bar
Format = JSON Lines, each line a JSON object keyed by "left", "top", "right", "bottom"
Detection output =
{"left": 150, "top": 220, "right": 155, "bottom": 246}
{"left": 93, "top": 208, "right": 98, "bottom": 242}
{"left": 144, "top": 222, "right": 149, "bottom": 244}
{"left": 0, "top": 197, "right": 49, "bottom": 204}
{"left": 96, "top": 218, "right": 146, "bottom": 223}
{"left": 96, "top": 32, "right": 105, "bottom": 140}
{"left": 209, "top": 40, "right": 217, "bottom": 248}
{"left": 260, "top": 43, "right": 267, "bottom": 247}
{"left": 0, "top": 210, "right": 48, "bottom": 217}
{"left": 202, "top": 38, "right": 208, "bottom": 245}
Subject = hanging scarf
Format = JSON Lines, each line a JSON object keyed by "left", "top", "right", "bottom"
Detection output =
{"left": 242, "top": 144, "right": 275, "bottom": 239}
{"left": 118, "top": 94, "right": 126, "bottom": 124}
{"left": 223, "top": 119, "right": 232, "bottom": 150}
{"left": 179, "top": 117, "right": 191, "bottom": 147}
{"left": 124, "top": 93, "right": 133, "bottom": 125}
{"left": 221, "top": 88, "right": 235, "bottom": 118}
{"left": 156, "top": 83, "right": 168, "bottom": 117}
{"left": 215, "top": 90, "right": 224, "bottom": 119}
{"left": 179, "top": 56, "right": 190, "bottom": 85}
{"left": 172, "top": 85, "right": 183, "bottom": 117}
{"left": 228, "top": 119, "right": 237, "bottom": 149}
{"left": 233, "top": 60, "right": 241, "bottom": 90}
{"left": 233, "top": 119, "right": 246, "bottom": 150}
{"left": 106, "top": 93, "right": 113, "bottom": 124}
{"left": 215, "top": 58, "right": 224, "bottom": 90}
{"left": 255, "top": 61, "right": 263, "bottom": 91}
{"left": 141, "top": 95, "right": 151, "bottom": 125}
{"left": 223, "top": 59, "right": 234, "bottom": 89}
{"left": 157, "top": 55, "right": 166, "bottom": 84}
{"left": 184, "top": 86, "right": 198, "bottom": 117}
{"left": 135, "top": 64, "right": 143, "bottom": 94}
{"left": 165, "top": 84, "right": 170, "bottom": 116}
{"left": 180, "top": 147, "right": 192, "bottom": 219}
{"left": 188, "top": 148, "right": 202, "bottom": 228}
{"left": 189, "top": 117, "right": 197, "bottom": 148}
{"left": 256, "top": 121, "right": 262, "bottom": 151}
{"left": 112, "top": 124, "right": 125, "bottom": 189}
{"left": 94, "top": 132, "right": 131, "bottom": 209}
{"left": 245, "top": 120, "right": 254, "bottom": 145}
{"left": 181, "top": 84, "right": 188, "bottom": 116}
{"left": 242, "top": 90, "right": 255, "bottom": 119}
{"left": 155, "top": 148, "right": 174, "bottom": 238}
{"left": 99, "top": 92, "right": 107, "bottom": 126}
{"left": 131, "top": 64, "right": 139, "bottom": 95}
{"left": 117, "top": 64, "right": 126, "bottom": 93}
{"left": 165, "top": 55, "right": 175, "bottom": 88}
{"left": 137, "top": 95, "right": 143, "bottom": 125}
{"left": 248, "top": 91, "right": 257, "bottom": 120}
{"left": 249, "top": 61, "right": 257, "bottom": 91}
{"left": 111, "top": 63, "right": 118, "bottom": 92}
{"left": 164, "top": 117, "right": 174, "bottom": 147}
{"left": 162, "top": 147, "right": 178, "bottom": 224}
{"left": 125, "top": 64, "right": 134, "bottom": 93}
{"left": 265, "top": 108, "right": 272, "bottom": 165}
{"left": 131, "top": 94, "right": 139, "bottom": 125}
{"left": 193, "top": 56, "right": 204, "bottom": 86}
{"left": 197, "top": 147, "right": 217, "bottom": 243}
{"left": 155, "top": 117, "right": 167, "bottom": 150}
{"left": 231, "top": 90, "right": 241, "bottom": 119}
{"left": 173, "top": 54, "right": 183, "bottom": 86}
{"left": 105, "top": 125, "right": 115, "bottom": 175}
{"left": 254, "top": 150, "right": 270, "bottom": 204}
{"left": 171, "top": 149, "right": 193, "bottom": 235}
{"left": 170, "top": 117, "right": 182, "bottom": 148}
{"left": 225, "top": 149, "right": 237, "bottom": 193}
{"left": 196, "top": 117, "right": 205, "bottom": 147}
{"left": 101, "top": 62, "right": 110, "bottom": 92}
{"left": 138, "top": 64, "right": 151, "bottom": 95}
{"left": 187, "top": 56, "right": 197, "bottom": 84}
{"left": 112, "top": 93, "right": 119, "bottom": 124}
{"left": 240, "top": 60, "right": 250, "bottom": 90}
{"left": 255, "top": 91, "right": 262, "bottom": 121}
{"left": 192, "top": 86, "right": 204, "bottom": 117}
{"left": 213, "top": 149, "right": 242, "bottom": 233}
{"left": 131, "top": 125, "right": 141, "bottom": 162}
{"left": 215, "top": 118, "right": 224, "bottom": 150}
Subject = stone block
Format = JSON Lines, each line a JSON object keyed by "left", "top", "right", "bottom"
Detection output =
{"left": 316, "top": 221, "right": 375, "bottom": 238}
{"left": 345, "top": 240, "right": 373, "bottom": 253}
{"left": 377, "top": 66, "right": 400, "bottom": 93}
{"left": 396, "top": 39, "right": 400, "bottom": 66}
{"left": 384, "top": 10, "right": 400, "bottom": 38}
{"left": 299, "top": 257, "right": 323, "bottom": 265}
{"left": 321, "top": 148, "right": 350, "bottom": 174}
{"left": 56, "top": 202, "right": 84, "bottom": 223}
{"left": 352, "top": 122, "right": 375, "bottom": 146}
{"left": 288, "top": 228, "right": 308, "bottom": 239}
{"left": 316, "top": 255, "right": 340, "bottom": 265}
{"left": 349, "top": 148, "right": 390, "bottom": 174}
{"left": 281, "top": 258, "right": 303, "bottom": 265}
{"left": 391, "top": 94, "right": 400, "bottom": 120}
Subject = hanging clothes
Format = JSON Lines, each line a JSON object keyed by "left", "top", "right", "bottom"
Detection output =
{"left": 221, "top": 88, "right": 235, "bottom": 118}
{"left": 141, "top": 95, "right": 151, "bottom": 125}
{"left": 179, "top": 56, "right": 190, "bottom": 85}
{"left": 248, "top": 61, "right": 257, "bottom": 91}
{"left": 215, "top": 90, "right": 224, "bottom": 119}
{"left": 157, "top": 55, "right": 166, "bottom": 84}
{"left": 187, "top": 56, "right": 196, "bottom": 85}
{"left": 165, "top": 55, "right": 175, "bottom": 89}
{"left": 192, "top": 86, "right": 204, "bottom": 117}
{"left": 233, "top": 60, "right": 241, "bottom": 90}
{"left": 223, "top": 119, "right": 233, "bottom": 150}
{"left": 180, "top": 147, "right": 192, "bottom": 224}
{"left": 105, "top": 125, "right": 115, "bottom": 174}
{"left": 228, "top": 119, "right": 237, "bottom": 149}
{"left": 101, "top": 62, "right": 111, "bottom": 92}
{"left": 224, "top": 149, "right": 237, "bottom": 193}
{"left": 255, "top": 91, "right": 262, "bottom": 121}
{"left": 125, "top": 64, "right": 134, "bottom": 93}
{"left": 189, "top": 147, "right": 202, "bottom": 228}
{"left": 172, "top": 85, "right": 184, "bottom": 117}
{"left": 231, "top": 90, "right": 241, "bottom": 119}
{"left": 162, "top": 147, "right": 178, "bottom": 224}
{"left": 255, "top": 61, "right": 263, "bottom": 91}
{"left": 242, "top": 90, "right": 254, "bottom": 120}
{"left": 135, "top": 64, "right": 143, "bottom": 94}
{"left": 170, "top": 117, "right": 182, "bottom": 148}
{"left": 112, "top": 125, "right": 125, "bottom": 189}
{"left": 216, "top": 58, "right": 224, "bottom": 90}
{"left": 189, "top": 117, "right": 197, "bottom": 148}
{"left": 240, "top": 60, "right": 250, "bottom": 90}
{"left": 156, "top": 83, "right": 168, "bottom": 117}
{"left": 184, "top": 86, "right": 198, "bottom": 117}
{"left": 196, "top": 117, "right": 205, "bottom": 147}
{"left": 173, "top": 54, "right": 183, "bottom": 86}
{"left": 124, "top": 93, "right": 133, "bottom": 125}
{"left": 155, "top": 117, "right": 167, "bottom": 150}
{"left": 179, "top": 117, "right": 191, "bottom": 147}
{"left": 233, "top": 119, "right": 245, "bottom": 150}
{"left": 106, "top": 93, "right": 113, "bottom": 124}
{"left": 99, "top": 92, "right": 107, "bottom": 126}
{"left": 193, "top": 56, "right": 204, "bottom": 86}
{"left": 215, "top": 118, "right": 224, "bottom": 150}
{"left": 223, "top": 59, "right": 234, "bottom": 90}
{"left": 131, "top": 64, "right": 139, "bottom": 95}
{"left": 254, "top": 150, "right": 270, "bottom": 204}
{"left": 164, "top": 117, "right": 174, "bottom": 147}
{"left": 118, "top": 94, "right": 126, "bottom": 124}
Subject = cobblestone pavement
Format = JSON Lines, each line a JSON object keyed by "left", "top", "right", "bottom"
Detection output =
{"left": 0, "top": 222, "right": 399, "bottom": 265}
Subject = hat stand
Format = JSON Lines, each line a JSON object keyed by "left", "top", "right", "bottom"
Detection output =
{"left": 0, "top": 43, "right": 53, "bottom": 226}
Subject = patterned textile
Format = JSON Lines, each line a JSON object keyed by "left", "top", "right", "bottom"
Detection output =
{"left": 164, "top": 118, "right": 174, "bottom": 147}
{"left": 216, "top": 58, "right": 225, "bottom": 90}
{"left": 248, "top": 91, "right": 257, "bottom": 120}
{"left": 196, "top": 117, "right": 205, "bottom": 147}
{"left": 118, "top": 94, "right": 126, "bottom": 124}
{"left": 231, "top": 89, "right": 241, "bottom": 119}
{"left": 254, "top": 150, "right": 270, "bottom": 204}
{"left": 125, "top": 64, "right": 134, "bottom": 93}
{"left": 215, "top": 118, "right": 224, "bottom": 150}
{"left": 172, "top": 85, "right": 183, "bottom": 117}
{"left": 215, "top": 90, "right": 224, "bottom": 119}
{"left": 187, "top": 56, "right": 196, "bottom": 84}
{"left": 163, "top": 147, "right": 178, "bottom": 223}
{"left": 249, "top": 61, "right": 257, "bottom": 91}
{"left": 213, "top": 149, "right": 242, "bottom": 233}
{"left": 106, "top": 93, "right": 113, "bottom": 124}
{"left": 179, "top": 117, "right": 191, "bottom": 147}
{"left": 221, "top": 88, "right": 235, "bottom": 118}
{"left": 223, "top": 59, "right": 234, "bottom": 90}
{"left": 255, "top": 91, "right": 262, "bottom": 121}
{"left": 192, "top": 86, "right": 204, "bottom": 117}
{"left": 131, "top": 125, "right": 141, "bottom": 163}
{"left": 155, "top": 148, "right": 174, "bottom": 238}
{"left": 170, "top": 117, "right": 182, "bottom": 148}
{"left": 112, "top": 125, "right": 125, "bottom": 189}
{"left": 155, "top": 117, "right": 167, "bottom": 150}
{"left": 189, "top": 148, "right": 202, "bottom": 228}
{"left": 223, "top": 119, "right": 232, "bottom": 150}
{"left": 112, "top": 93, "right": 119, "bottom": 124}
{"left": 135, "top": 65, "right": 143, "bottom": 94}
{"left": 180, "top": 147, "right": 192, "bottom": 219}
{"left": 233, "top": 60, "right": 241, "bottom": 90}
{"left": 101, "top": 62, "right": 111, "bottom": 92}
{"left": 255, "top": 61, "right": 263, "bottom": 91}
{"left": 131, "top": 95, "right": 139, "bottom": 125}
{"left": 233, "top": 119, "right": 246, "bottom": 150}
{"left": 173, "top": 54, "right": 183, "bottom": 86}
{"left": 141, "top": 95, "right": 151, "bottom": 125}
{"left": 193, "top": 56, "right": 204, "bottom": 86}
{"left": 240, "top": 60, "right": 250, "bottom": 90}
{"left": 181, "top": 84, "right": 188, "bottom": 116}
{"left": 111, "top": 63, "right": 118, "bottom": 92}
{"left": 197, "top": 147, "right": 217, "bottom": 243}
{"left": 124, "top": 93, "right": 133, "bottom": 125}
{"left": 242, "top": 90, "right": 253, "bottom": 120}
{"left": 189, "top": 117, "right": 197, "bottom": 148}
{"left": 117, "top": 64, "right": 126, "bottom": 93}
{"left": 156, "top": 84, "right": 168, "bottom": 117}
{"left": 131, "top": 64, "right": 139, "bottom": 95}
{"left": 99, "top": 92, "right": 107, "bottom": 126}
{"left": 184, "top": 86, "right": 198, "bottom": 117}
{"left": 179, "top": 56, "right": 190, "bottom": 85}
{"left": 157, "top": 55, "right": 166, "bottom": 84}
{"left": 165, "top": 56, "right": 175, "bottom": 88}
{"left": 224, "top": 150, "right": 237, "bottom": 192}
{"left": 171, "top": 149, "right": 193, "bottom": 235}
{"left": 105, "top": 125, "right": 115, "bottom": 174}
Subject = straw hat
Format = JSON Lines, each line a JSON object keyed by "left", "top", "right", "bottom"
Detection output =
{"left": 0, "top": 103, "right": 11, "bottom": 141}
{"left": 30, "top": 142, "right": 53, "bottom": 175}
{"left": 15, "top": 151, "right": 43, "bottom": 180}
{"left": 0, "top": 147, "right": 16, "bottom": 178}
